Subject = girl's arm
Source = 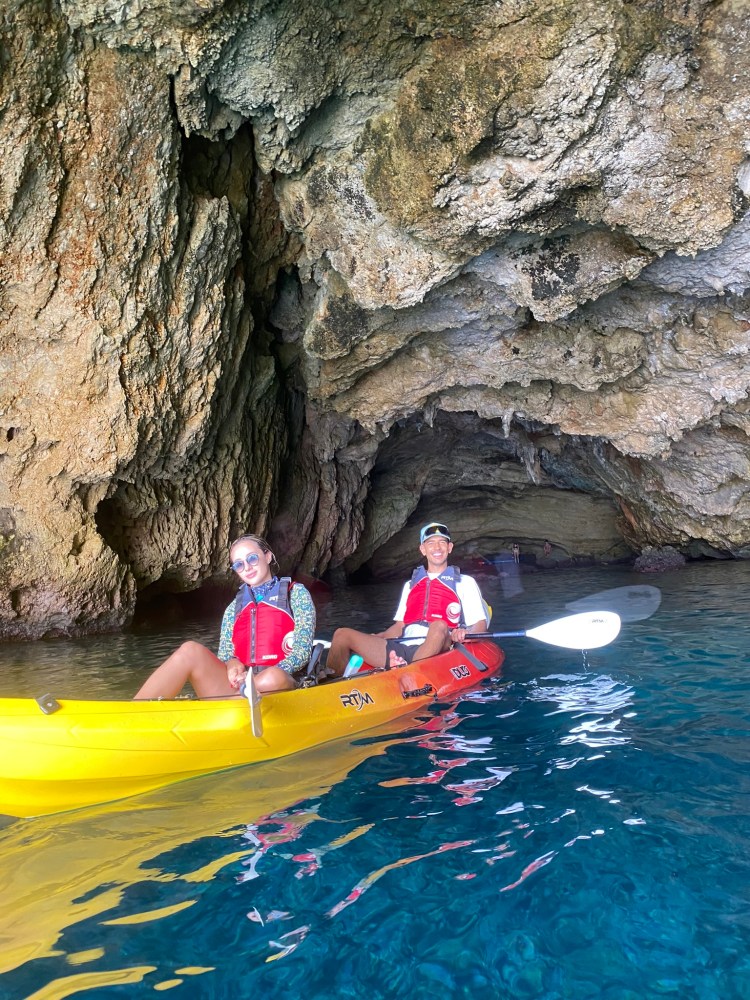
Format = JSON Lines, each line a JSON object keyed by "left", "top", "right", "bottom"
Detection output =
{"left": 216, "top": 601, "right": 237, "bottom": 662}
{"left": 277, "top": 585, "right": 316, "bottom": 674}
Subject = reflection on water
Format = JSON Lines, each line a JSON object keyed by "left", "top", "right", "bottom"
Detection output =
{"left": 525, "top": 672, "right": 635, "bottom": 750}
{"left": 0, "top": 735, "right": 400, "bottom": 983}
{"left": 527, "top": 671, "right": 634, "bottom": 716}
{"left": 2, "top": 561, "right": 750, "bottom": 996}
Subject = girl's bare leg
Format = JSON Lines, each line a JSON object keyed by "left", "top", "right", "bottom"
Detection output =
{"left": 134, "top": 641, "right": 236, "bottom": 700}
{"left": 254, "top": 666, "right": 297, "bottom": 693}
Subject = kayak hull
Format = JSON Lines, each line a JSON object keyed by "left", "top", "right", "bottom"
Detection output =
{"left": 0, "top": 640, "right": 503, "bottom": 818}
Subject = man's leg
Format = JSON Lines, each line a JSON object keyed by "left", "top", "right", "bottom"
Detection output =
{"left": 411, "top": 621, "right": 450, "bottom": 661}
{"left": 327, "top": 627, "right": 389, "bottom": 676}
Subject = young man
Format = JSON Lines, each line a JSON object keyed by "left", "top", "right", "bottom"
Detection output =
{"left": 326, "top": 522, "right": 490, "bottom": 676}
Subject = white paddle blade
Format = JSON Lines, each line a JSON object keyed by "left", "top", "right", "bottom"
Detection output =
{"left": 526, "top": 611, "right": 621, "bottom": 650}
{"left": 565, "top": 585, "right": 661, "bottom": 624}
{"left": 245, "top": 671, "right": 263, "bottom": 738}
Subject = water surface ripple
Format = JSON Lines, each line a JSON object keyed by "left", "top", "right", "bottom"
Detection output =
{"left": 1, "top": 563, "right": 750, "bottom": 997}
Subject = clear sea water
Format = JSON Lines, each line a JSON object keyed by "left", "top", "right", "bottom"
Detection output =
{"left": 1, "top": 561, "right": 750, "bottom": 999}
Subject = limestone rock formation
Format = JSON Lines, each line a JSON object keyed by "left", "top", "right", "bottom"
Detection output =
{"left": 1, "top": 0, "right": 750, "bottom": 636}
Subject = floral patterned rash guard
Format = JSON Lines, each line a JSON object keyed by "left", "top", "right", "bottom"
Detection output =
{"left": 216, "top": 580, "right": 316, "bottom": 674}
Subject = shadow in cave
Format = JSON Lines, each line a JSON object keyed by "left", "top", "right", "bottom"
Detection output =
{"left": 128, "top": 582, "right": 235, "bottom": 633}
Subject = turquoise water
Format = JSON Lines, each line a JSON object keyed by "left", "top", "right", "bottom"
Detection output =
{"left": 1, "top": 562, "right": 750, "bottom": 998}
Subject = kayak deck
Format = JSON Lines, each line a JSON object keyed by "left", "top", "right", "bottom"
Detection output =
{"left": 0, "top": 640, "right": 503, "bottom": 818}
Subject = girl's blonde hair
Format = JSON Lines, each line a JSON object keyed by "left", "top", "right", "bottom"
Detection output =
{"left": 229, "top": 533, "right": 277, "bottom": 565}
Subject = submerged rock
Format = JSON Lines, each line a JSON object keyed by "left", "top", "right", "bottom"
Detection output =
{"left": 633, "top": 546, "right": 687, "bottom": 574}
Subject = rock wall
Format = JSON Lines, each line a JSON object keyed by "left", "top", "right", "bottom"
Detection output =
{"left": 1, "top": 0, "right": 749, "bottom": 636}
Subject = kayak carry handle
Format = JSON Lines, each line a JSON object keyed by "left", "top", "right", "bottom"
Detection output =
{"left": 402, "top": 683, "right": 435, "bottom": 700}
{"left": 36, "top": 694, "right": 61, "bottom": 715}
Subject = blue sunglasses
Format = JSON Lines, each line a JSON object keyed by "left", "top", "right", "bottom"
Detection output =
{"left": 231, "top": 553, "right": 261, "bottom": 573}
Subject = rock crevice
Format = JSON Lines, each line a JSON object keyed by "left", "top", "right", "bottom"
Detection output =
{"left": 1, "top": 0, "right": 750, "bottom": 636}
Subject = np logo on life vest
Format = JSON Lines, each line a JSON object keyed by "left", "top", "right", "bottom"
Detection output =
{"left": 339, "top": 689, "right": 374, "bottom": 711}
{"left": 450, "top": 663, "right": 471, "bottom": 680}
{"left": 282, "top": 631, "right": 295, "bottom": 655}
{"left": 447, "top": 602, "right": 461, "bottom": 624}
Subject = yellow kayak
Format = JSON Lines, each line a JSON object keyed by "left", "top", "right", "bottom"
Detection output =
{"left": 0, "top": 640, "right": 503, "bottom": 819}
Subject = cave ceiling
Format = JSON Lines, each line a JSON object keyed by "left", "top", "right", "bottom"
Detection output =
{"left": 1, "top": 0, "right": 749, "bottom": 635}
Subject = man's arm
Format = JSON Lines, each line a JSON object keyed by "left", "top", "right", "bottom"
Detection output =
{"left": 449, "top": 620, "right": 486, "bottom": 644}
{"left": 451, "top": 575, "right": 491, "bottom": 643}
{"left": 456, "top": 576, "right": 490, "bottom": 627}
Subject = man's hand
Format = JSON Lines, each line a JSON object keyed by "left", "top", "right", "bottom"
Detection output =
{"left": 451, "top": 620, "right": 487, "bottom": 643}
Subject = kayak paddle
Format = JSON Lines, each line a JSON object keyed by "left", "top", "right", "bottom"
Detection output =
{"left": 565, "top": 584, "right": 661, "bottom": 623}
{"left": 242, "top": 671, "right": 263, "bottom": 738}
{"left": 468, "top": 610, "right": 621, "bottom": 650}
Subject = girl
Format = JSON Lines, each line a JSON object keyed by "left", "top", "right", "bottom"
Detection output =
{"left": 134, "top": 534, "right": 316, "bottom": 699}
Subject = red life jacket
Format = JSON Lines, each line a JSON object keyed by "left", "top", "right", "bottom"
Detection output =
{"left": 403, "top": 566, "right": 464, "bottom": 628}
{"left": 232, "top": 577, "right": 295, "bottom": 668}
